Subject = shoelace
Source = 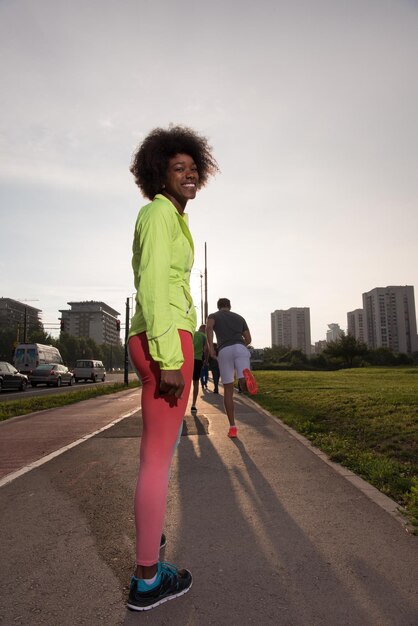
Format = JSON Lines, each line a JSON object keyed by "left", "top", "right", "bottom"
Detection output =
{"left": 159, "top": 561, "right": 178, "bottom": 579}
{"left": 158, "top": 561, "right": 182, "bottom": 589}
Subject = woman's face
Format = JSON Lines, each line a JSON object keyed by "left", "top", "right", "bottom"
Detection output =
{"left": 163, "top": 153, "right": 199, "bottom": 212}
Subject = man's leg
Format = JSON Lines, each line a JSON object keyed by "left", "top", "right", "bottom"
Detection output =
{"left": 223, "top": 382, "right": 235, "bottom": 426}
{"left": 235, "top": 344, "right": 252, "bottom": 393}
{"left": 192, "top": 378, "right": 199, "bottom": 409}
{"left": 191, "top": 359, "right": 203, "bottom": 411}
{"left": 212, "top": 369, "right": 219, "bottom": 392}
{"left": 217, "top": 346, "right": 238, "bottom": 437}
{"left": 200, "top": 364, "right": 208, "bottom": 389}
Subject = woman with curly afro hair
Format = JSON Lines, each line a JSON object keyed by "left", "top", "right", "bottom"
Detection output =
{"left": 127, "top": 125, "right": 218, "bottom": 611}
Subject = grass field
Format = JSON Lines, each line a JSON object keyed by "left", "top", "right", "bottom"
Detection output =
{"left": 253, "top": 367, "right": 418, "bottom": 528}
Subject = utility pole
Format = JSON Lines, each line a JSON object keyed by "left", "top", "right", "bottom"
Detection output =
{"left": 124, "top": 297, "right": 130, "bottom": 386}
{"left": 200, "top": 272, "right": 204, "bottom": 325}
{"left": 204, "top": 242, "right": 208, "bottom": 322}
{"left": 16, "top": 299, "right": 40, "bottom": 343}
{"left": 23, "top": 307, "right": 28, "bottom": 343}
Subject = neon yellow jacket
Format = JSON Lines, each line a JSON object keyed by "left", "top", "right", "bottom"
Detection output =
{"left": 128, "top": 194, "right": 197, "bottom": 370}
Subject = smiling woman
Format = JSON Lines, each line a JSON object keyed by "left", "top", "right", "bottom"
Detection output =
{"left": 163, "top": 153, "right": 199, "bottom": 213}
{"left": 126, "top": 125, "right": 219, "bottom": 611}
{"left": 129, "top": 125, "right": 218, "bottom": 202}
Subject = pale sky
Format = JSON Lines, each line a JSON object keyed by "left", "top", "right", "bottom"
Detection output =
{"left": 1, "top": 0, "right": 417, "bottom": 347}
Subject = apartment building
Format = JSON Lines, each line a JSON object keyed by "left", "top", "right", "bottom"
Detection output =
{"left": 59, "top": 301, "right": 121, "bottom": 346}
{"left": 326, "top": 323, "right": 343, "bottom": 343}
{"left": 271, "top": 307, "right": 311, "bottom": 355}
{"left": 347, "top": 309, "right": 365, "bottom": 342}
{"left": 362, "top": 286, "right": 418, "bottom": 354}
{"left": 0, "top": 297, "right": 42, "bottom": 339}
{"left": 313, "top": 339, "right": 328, "bottom": 354}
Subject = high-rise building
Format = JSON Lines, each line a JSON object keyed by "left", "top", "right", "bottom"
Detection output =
{"left": 0, "top": 297, "right": 42, "bottom": 340}
{"left": 347, "top": 309, "right": 365, "bottom": 342}
{"left": 362, "top": 286, "right": 418, "bottom": 354}
{"left": 313, "top": 339, "right": 328, "bottom": 354}
{"left": 271, "top": 307, "right": 311, "bottom": 355}
{"left": 326, "top": 323, "right": 343, "bottom": 343}
{"left": 59, "top": 301, "right": 121, "bottom": 346}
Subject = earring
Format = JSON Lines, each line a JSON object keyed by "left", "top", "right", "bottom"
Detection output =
{"left": 162, "top": 184, "right": 166, "bottom": 189}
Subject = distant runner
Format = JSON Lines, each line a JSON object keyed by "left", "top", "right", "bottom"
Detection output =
{"left": 191, "top": 325, "right": 207, "bottom": 413}
{"left": 206, "top": 298, "right": 257, "bottom": 438}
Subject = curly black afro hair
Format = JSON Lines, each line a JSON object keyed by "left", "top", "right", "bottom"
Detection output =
{"left": 130, "top": 125, "right": 219, "bottom": 200}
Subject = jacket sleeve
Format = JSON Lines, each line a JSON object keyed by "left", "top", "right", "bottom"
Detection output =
{"left": 135, "top": 205, "right": 183, "bottom": 370}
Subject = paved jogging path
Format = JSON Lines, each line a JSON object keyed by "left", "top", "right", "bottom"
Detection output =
{"left": 0, "top": 388, "right": 140, "bottom": 481}
{"left": 0, "top": 387, "right": 417, "bottom": 625}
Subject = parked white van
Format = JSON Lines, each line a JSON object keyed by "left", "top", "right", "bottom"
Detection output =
{"left": 73, "top": 359, "right": 106, "bottom": 383}
{"left": 13, "top": 343, "right": 64, "bottom": 375}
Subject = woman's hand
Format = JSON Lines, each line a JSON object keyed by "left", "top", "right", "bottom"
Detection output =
{"left": 159, "top": 369, "right": 185, "bottom": 398}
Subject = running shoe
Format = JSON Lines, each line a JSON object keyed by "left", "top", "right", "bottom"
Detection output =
{"left": 191, "top": 405, "right": 197, "bottom": 413}
{"left": 243, "top": 368, "right": 258, "bottom": 395}
{"left": 228, "top": 426, "right": 238, "bottom": 438}
{"left": 160, "top": 533, "right": 166, "bottom": 549}
{"left": 127, "top": 561, "right": 192, "bottom": 611}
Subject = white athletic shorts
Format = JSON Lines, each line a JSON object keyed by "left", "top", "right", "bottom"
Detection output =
{"left": 217, "top": 343, "right": 251, "bottom": 385}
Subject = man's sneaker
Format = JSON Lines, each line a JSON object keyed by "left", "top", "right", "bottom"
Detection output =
{"left": 127, "top": 561, "right": 192, "bottom": 611}
{"left": 243, "top": 368, "right": 258, "bottom": 395}
{"left": 160, "top": 533, "right": 166, "bottom": 549}
{"left": 228, "top": 426, "right": 238, "bottom": 438}
{"left": 191, "top": 405, "right": 197, "bottom": 413}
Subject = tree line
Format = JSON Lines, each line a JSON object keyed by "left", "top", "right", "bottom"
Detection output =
{"left": 258, "top": 333, "right": 418, "bottom": 370}
{"left": 0, "top": 326, "right": 125, "bottom": 370}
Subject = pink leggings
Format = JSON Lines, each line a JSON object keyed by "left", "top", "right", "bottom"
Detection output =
{"left": 128, "top": 330, "right": 193, "bottom": 566}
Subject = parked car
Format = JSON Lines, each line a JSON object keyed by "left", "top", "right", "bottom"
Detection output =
{"left": 73, "top": 360, "right": 106, "bottom": 383}
{"left": 29, "top": 363, "right": 74, "bottom": 387}
{"left": 0, "top": 361, "right": 28, "bottom": 392}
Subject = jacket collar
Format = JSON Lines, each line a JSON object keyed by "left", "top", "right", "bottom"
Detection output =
{"left": 154, "top": 194, "right": 194, "bottom": 254}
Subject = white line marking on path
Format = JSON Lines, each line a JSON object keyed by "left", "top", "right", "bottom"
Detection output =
{"left": 0, "top": 408, "right": 139, "bottom": 489}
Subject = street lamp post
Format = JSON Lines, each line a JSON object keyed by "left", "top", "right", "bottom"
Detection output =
{"left": 192, "top": 268, "right": 204, "bottom": 325}
{"left": 200, "top": 272, "right": 204, "bottom": 325}
{"left": 204, "top": 242, "right": 208, "bottom": 322}
{"left": 123, "top": 293, "right": 137, "bottom": 385}
{"left": 124, "top": 297, "right": 130, "bottom": 386}
{"left": 23, "top": 307, "right": 28, "bottom": 343}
